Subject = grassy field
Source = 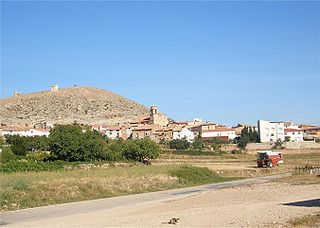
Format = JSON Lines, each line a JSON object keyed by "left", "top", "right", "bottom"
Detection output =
{"left": 0, "top": 164, "right": 237, "bottom": 211}
{"left": 1, "top": 151, "right": 319, "bottom": 212}
{"left": 158, "top": 152, "right": 320, "bottom": 178}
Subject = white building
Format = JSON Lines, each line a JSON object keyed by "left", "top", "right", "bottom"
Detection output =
{"left": 201, "top": 129, "right": 236, "bottom": 141}
{"left": 257, "top": 120, "right": 285, "bottom": 143}
{"left": 91, "top": 124, "right": 132, "bottom": 140}
{"left": 172, "top": 127, "right": 195, "bottom": 142}
{"left": 1, "top": 126, "right": 49, "bottom": 137}
{"left": 284, "top": 128, "right": 304, "bottom": 142}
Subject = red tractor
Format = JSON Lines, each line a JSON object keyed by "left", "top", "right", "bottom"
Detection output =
{"left": 257, "top": 151, "right": 283, "bottom": 168}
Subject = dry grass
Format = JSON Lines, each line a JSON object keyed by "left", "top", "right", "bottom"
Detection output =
{"left": 0, "top": 166, "right": 180, "bottom": 211}
{"left": 290, "top": 212, "right": 320, "bottom": 227}
{"left": 159, "top": 152, "right": 320, "bottom": 178}
{"left": 0, "top": 165, "right": 235, "bottom": 211}
{"left": 274, "top": 173, "right": 320, "bottom": 185}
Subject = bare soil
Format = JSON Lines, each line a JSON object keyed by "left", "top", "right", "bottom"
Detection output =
{"left": 13, "top": 178, "right": 320, "bottom": 227}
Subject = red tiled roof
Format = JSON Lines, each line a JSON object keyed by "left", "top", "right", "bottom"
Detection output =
{"left": 202, "top": 128, "right": 235, "bottom": 132}
{"left": 284, "top": 128, "right": 303, "bottom": 132}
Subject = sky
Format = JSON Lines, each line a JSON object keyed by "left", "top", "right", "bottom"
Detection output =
{"left": 1, "top": 1, "right": 319, "bottom": 126}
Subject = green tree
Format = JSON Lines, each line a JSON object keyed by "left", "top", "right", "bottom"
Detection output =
{"left": 49, "top": 124, "right": 85, "bottom": 161}
{"left": 27, "top": 136, "right": 50, "bottom": 151}
{"left": 192, "top": 132, "right": 203, "bottom": 150}
{"left": 122, "top": 138, "right": 161, "bottom": 161}
{"left": 7, "top": 135, "right": 28, "bottom": 156}
{"left": 169, "top": 138, "right": 190, "bottom": 150}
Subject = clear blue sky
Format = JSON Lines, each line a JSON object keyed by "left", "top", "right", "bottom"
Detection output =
{"left": 1, "top": 1, "right": 319, "bottom": 126}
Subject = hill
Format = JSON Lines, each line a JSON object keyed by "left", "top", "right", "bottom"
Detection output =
{"left": 0, "top": 87, "right": 149, "bottom": 126}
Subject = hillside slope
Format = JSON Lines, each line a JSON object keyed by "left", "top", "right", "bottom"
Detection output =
{"left": 0, "top": 87, "right": 149, "bottom": 126}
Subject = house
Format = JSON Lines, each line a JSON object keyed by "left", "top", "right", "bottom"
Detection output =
{"left": 172, "top": 127, "right": 195, "bottom": 142}
{"left": 50, "top": 85, "right": 59, "bottom": 92}
{"left": 201, "top": 128, "right": 236, "bottom": 141}
{"left": 1, "top": 126, "right": 50, "bottom": 137}
{"left": 91, "top": 124, "right": 132, "bottom": 140}
{"left": 191, "top": 122, "right": 219, "bottom": 133}
{"left": 131, "top": 125, "right": 156, "bottom": 140}
{"left": 257, "top": 120, "right": 285, "bottom": 143}
{"left": 299, "top": 124, "right": 320, "bottom": 140}
{"left": 153, "top": 127, "right": 174, "bottom": 142}
{"left": 284, "top": 128, "right": 304, "bottom": 142}
{"left": 149, "top": 106, "right": 169, "bottom": 127}
{"left": 232, "top": 123, "right": 257, "bottom": 137}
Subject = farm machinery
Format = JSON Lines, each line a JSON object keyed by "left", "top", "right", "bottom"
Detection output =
{"left": 257, "top": 151, "right": 283, "bottom": 168}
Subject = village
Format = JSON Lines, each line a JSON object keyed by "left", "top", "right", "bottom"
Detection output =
{"left": 1, "top": 103, "right": 320, "bottom": 145}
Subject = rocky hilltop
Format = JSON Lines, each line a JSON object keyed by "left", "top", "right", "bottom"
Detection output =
{"left": 0, "top": 87, "right": 149, "bottom": 126}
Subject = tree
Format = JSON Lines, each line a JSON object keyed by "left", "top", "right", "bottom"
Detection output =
{"left": 192, "top": 132, "right": 203, "bottom": 150}
{"left": 169, "top": 138, "right": 190, "bottom": 150}
{"left": 237, "top": 137, "right": 249, "bottom": 150}
{"left": 237, "top": 126, "right": 260, "bottom": 150}
{"left": 49, "top": 124, "right": 107, "bottom": 162}
{"left": 122, "top": 138, "right": 161, "bottom": 161}
{"left": 274, "top": 138, "right": 283, "bottom": 149}
{"left": 49, "top": 124, "right": 83, "bottom": 161}
{"left": 27, "top": 136, "right": 50, "bottom": 151}
{"left": 6, "top": 135, "right": 28, "bottom": 156}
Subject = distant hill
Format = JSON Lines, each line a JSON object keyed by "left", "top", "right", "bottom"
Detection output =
{"left": 0, "top": 87, "right": 149, "bottom": 126}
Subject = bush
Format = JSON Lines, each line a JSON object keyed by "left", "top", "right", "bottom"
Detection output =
{"left": 231, "top": 149, "right": 242, "bottom": 154}
{"left": 10, "top": 136, "right": 27, "bottom": 156}
{"left": 192, "top": 133, "right": 204, "bottom": 150}
{"left": 169, "top": 138, "right": 190, "bottom": 150}
{"left": 0, "top": 147, "right": 17, "bottom": 163}
{"left": 122, "top": 138, "right": 161, "bottom": 161}
{"left": 237, "top": 137, "right": 249, "bottom": 150}
{"left": 0, "top": 160, "right": 66, "bottom": 173}
{"left": 26, "top": 151, "right": 51, "bottom": 162}
{"left": 168, "top": 165, "right": 225, "bottom": 185}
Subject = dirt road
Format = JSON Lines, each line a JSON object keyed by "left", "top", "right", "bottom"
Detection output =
{"left": 1, "top": 173, "right": 319, "bottom": 227}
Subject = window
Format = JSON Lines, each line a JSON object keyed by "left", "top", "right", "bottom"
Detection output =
{"left": 271, "top": 133, "right": 274, "bottom": 136}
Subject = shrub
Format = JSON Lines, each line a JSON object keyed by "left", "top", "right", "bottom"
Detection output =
{"left": 192, "top": 132, "right": 203, "bottom": 150}
{"left": 231, "top": 149, "right": 242, "bottom": 154}
{"left": 122, "top": 138, "right": 161, "bottom": 161}
{"left": 169, "top": 138, "right": 190, "bottom": 150}
{"left": 26, "top": 151, "right": 51, "bottom": 162}
{"left": 0, "top": 147, "right": 17, "bottom": 163}
{"left": 0, "top": 160, "right": 66, "bottom": 173}
{"left": 10, "top": 136, "right": 28, "bottom": 156}
{"left": 168, "top": 165, "right": 224, "bottom": 185}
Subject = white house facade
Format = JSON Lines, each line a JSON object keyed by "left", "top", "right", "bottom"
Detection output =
{"left": 284, "top": 129, "right": 304, "bottom": 142}
{"left": 258, "top": 120, "right": 285, "bottom": 143}
{"left": 201, "top": 129, "right": 236, "bottom": 141}
{"left": 1, "top": 127, "right": 49, "bottom": 137}
{"left": 172, "top": 127, "right": 195, "bottom": 142}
